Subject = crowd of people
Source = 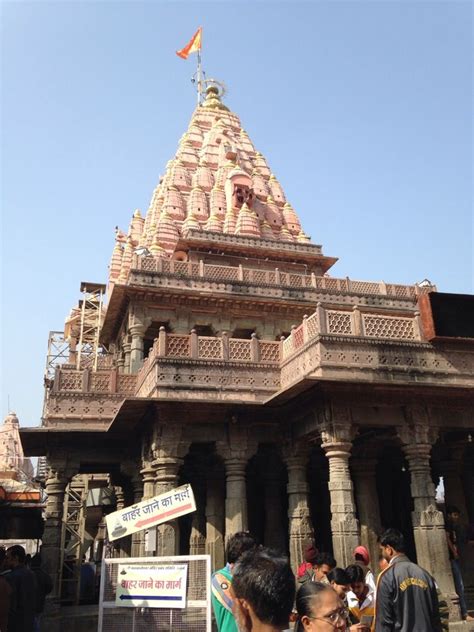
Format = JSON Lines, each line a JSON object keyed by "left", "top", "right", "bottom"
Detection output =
{"left": 0, "top": 545, "right": 52, "bottom": 632}
{"left": 212, "top": 524, "right": 473, "bottom": 632}
{"left": 0, "top": 508, "right": 471, "bottom": 631}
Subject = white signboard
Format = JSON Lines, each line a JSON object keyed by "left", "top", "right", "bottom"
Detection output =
{"left": 116, "top": 564, "right": 188, "bottom": 608}
{"left": 106, "top": 484, "right": 195, "bottom": 542}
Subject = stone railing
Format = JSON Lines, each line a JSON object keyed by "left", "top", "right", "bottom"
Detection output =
{"left": 135, "top": 329, "right": 281, "bottom": 395}
{"left": 280, "top": 335, "right": 474, "bottom": 390}
{"left": 280, "top": 306, "right": 423, "bottom": 359}
{"left": 43, "top": 368, "right": 137, "bottom": 426}
{"left": 52, "top": 368, "right": 137, "bottom": 395}
{"left": 131, "top": 255, "right": 428, "bottom": 300}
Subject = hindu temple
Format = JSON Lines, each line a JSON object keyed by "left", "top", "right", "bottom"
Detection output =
{"left": 20, "top": 84, "right": 474, "bottom": 629}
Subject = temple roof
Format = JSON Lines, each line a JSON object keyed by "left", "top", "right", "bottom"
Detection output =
{"left": 109, "top": 85, "right": 325, "bottom": 284}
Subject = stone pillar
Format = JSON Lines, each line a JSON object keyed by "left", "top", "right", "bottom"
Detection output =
{"left": 352, "top": 457, "right": 382, "bottom": 572}
{"left": 321, "top": 421, "right": 360, "bottom": 567}
{"left": 223, "top": 456, "right": 248, "bottom": 535}
{"left": 262, "top": 456, "right": 286, "bottom": 552}
{"left": 150, "top": 424, "right": 188, "bottom": 556}
{"left": 153, "top": 456, "right": 182, "bottom": 555}
{"left": 206, "top": 471, "right": 225, "bottom": 570}
{"left": 123, "top": 340, "right": 131, "bottom": 374}
{"left": 42, "top": 468, "right": 70, "bottom": 592}
{"left": 217, "top": 427, "right": 256, "bottom": 541}
{"left": 130, "top": 475, "right": 144, "bottom": 556}
{"left": 189, "top": 477, "right": 206, "bottom": 556}
{"left": 116, "top": 354, "right": 125, "bottom": 374}
{"left": 40, "top": 465, "right": 72, "bottom": 632}
{"left": 113, "top": 486, "right": 129, "bottom": 558}
{"left": 398, "top": 421, "right": 459, "bottom": 617}
{"left": 139, "top": 462, "right": 156, "bottom": 555}
{"left": 283, "top": 443, "right": 314, "bottom": 572}
{"left": 129, "top": 324, "right": 146, "bottom": 373}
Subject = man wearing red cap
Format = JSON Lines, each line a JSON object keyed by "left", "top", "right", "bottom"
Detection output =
{"left": 353, "top": 546, "right": 376, "bottom": 592}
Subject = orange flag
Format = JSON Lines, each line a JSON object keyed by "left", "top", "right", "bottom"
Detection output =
{"left": 176, "top": 27, "right": 202, "bottom": 59}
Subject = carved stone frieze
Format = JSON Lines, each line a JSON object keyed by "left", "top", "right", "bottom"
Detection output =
{"left": 281, "top": 337, "right": 474, "bottom": 390}
{"left": 127, "top": 270, "right": 417, "bottom": 313}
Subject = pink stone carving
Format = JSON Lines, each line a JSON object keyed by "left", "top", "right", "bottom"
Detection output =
{"left": 162, "top": 186, "right": 186, "bottom": 221}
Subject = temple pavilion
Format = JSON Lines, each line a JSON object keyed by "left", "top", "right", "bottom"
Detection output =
{"left": 20, "top": 84, "right": 474, "bottom": 629}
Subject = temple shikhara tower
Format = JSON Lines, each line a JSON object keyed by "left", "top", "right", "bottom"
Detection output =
{"left": 21, "top": 84, "right": 474, "bottom": 628}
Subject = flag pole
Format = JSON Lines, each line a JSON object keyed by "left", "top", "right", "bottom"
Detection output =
{"left": 197, "top": 48, "right": 202, "bottom": 105}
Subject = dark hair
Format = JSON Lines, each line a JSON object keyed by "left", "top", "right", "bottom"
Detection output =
{"left": 379, "top": 528, "right": 406, "bottom": 553}
{"left": 295, "top": 582, "right": 336, "bottom": 632}
{"left": 327, "top": 567, "right": 350, "bottom": 585}
{"left": 7, "top": 545, "right": 26, "bottom": 563}
{"left": 232, "top": 547, "right": 295, "bottom": 627}
{"left": 345, "top": 564, "right": 364, "bottom": 583}
{"left": 225, "top": 531, "right": 257, "bottom": 564}
{"left": 446, "top": 505, "right": 460, "bottom": 516}
{"left": 314, "top": 552, "right": 336, "bottom": 569}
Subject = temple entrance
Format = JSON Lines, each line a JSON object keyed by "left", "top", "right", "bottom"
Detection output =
{"left": 308, "top": 445, "right": 332, "bottom": 554}
{"left": 376, "top": 444, "right": 416, "bottom": 561}
{"left": 247, "top": 444, "right": 288, "bottom": 552}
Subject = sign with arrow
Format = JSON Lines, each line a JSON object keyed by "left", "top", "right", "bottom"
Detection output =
{"left": 106, "top": 484, "right": 196, "bottom": 542}
{"left": 116, "top": 564, "right": 188, "bottom": 608}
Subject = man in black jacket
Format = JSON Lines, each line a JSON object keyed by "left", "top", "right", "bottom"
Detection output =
{"left": 375, "top": 529, "right": 442, "bottom": 632}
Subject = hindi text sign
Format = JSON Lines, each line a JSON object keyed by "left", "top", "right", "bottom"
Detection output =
{"left": 106, "top": 484, "right": 195, "bottom": 541}
{"left": 116, "top": 564, "right": 188, "bottom": 608}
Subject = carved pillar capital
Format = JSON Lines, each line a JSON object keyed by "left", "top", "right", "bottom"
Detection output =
{"left": 129, "top": 323, "right": 147, "bottom": 338}
{"left": 151, "top": 424, "right": 189, "bottom": 461}
{"left": 216, "top": 422, "right": 257, "bottom": 463}
{"left": 397, "top": 422, "right": 438, "bottom": 450}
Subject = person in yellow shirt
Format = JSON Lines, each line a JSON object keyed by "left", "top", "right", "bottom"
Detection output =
{"left": 346, "top": 564, "right": 375, "bottom": 630}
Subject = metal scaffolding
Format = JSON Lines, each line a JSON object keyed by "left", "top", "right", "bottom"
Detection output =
{"left": 75, "top": 282, "right": 106, "bottom": 371}
{"left": 44, "top": 331, "right": 70, "bottom": 382}
{"left": 59, "top": 476, "right": 89, "bottom": 605}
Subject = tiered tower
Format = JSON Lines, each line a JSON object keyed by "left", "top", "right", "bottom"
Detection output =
{"left": 108, "top": 85, "right": 328, "bottom": 292}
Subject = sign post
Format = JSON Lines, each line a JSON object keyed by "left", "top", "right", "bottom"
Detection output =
{"left": 105, "top": 484, "right": 196, "bottom": 541}
{"left": 116, "top": 563, "right": 188, "bottom": 608}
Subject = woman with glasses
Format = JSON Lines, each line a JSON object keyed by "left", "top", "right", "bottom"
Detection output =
{"left": 295, "top": 582, "right": 369, "bottom": 631}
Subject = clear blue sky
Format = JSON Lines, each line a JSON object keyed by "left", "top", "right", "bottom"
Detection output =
{"left": 1, "top": 1, "right": 472, "bottom": 428}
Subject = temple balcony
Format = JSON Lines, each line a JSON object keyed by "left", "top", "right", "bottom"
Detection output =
{"left": 125, "top": 255, "right": 427, "bottom": 305}
{"left": 277, "top": 306, "right": 474, "bottom": 394}
{"left": 44, "top": 303, "right": 474, "bottom": 428}
{"left": 134, "top": 330, "right": 281, "bottom": 401}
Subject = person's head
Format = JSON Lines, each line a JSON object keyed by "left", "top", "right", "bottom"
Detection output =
{"left": 225, "top": 531, "right": 257, "bottom": 566}
{"left": 326, "top": 568, "right": 351, "bottom": 598}
{"left": 353, "top": 545, "right": 370, "bottom": 566}
{"left": 5, "top": 545, "right": 27, "bottom": 569}
{"left": 304, "top": 544, "right": 319, "bottom": 565}
{"left": 295, "top": 582, "right": 346, "bottom": 631}
{"left": 232, "top": 547, "right": 295, "bottom": 632}
{"left": 345, "top": 564, "right": 367, "bottom": 599}
{"left": 379, "top": 528, "right": 406, "bottom": 562}
{"left": 446, "top": 505, "right": 461, "bottom": 523}
{"left": 313, "top": 553, "right": 336, "bottom": 582}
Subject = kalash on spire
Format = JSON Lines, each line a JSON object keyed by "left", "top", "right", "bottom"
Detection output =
{"left": 107, "top": 30, "right": 337, "bottom": 297}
